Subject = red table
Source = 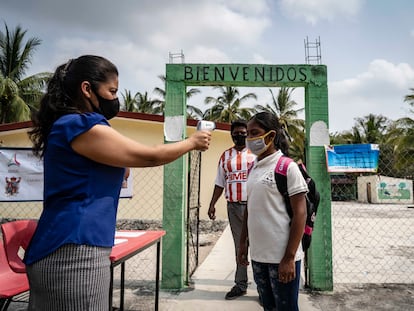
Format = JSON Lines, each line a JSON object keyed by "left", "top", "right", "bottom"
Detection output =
{"left": 109, "top": 230, "right": 166, "bottom": 311}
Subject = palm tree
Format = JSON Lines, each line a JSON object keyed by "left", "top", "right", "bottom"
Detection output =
{"left": 121, "top": 89, "right": 140, "bottom": 112}
{"left": 154, "top": 75, "right": 202, "bottom": 118}
{"left": 121, "top": 89, "right": 163, "bottom": 114}
{"left": 186, "top": 105, "right": 203, "bottom": 119}
{"left": 384, "top": 91, "right": 414, "bottom": 177}
{"left": 254, "top": 87, "right": 305, "bottom": 160}
{"left": 333, "top": 126, "right": 363, "bottom": 144}
{"left": 354, "top": 114, "right": 389, "bottom": 144}
{"left": 404, "top": 87, "right": 414, "bottom": 106}
{"left": 0, "top": 74, "right": 30, "bottom": 123}
{"left": 203, "top": 86, "right": 256, "bottom": 123}
{"left": 331, "top": 113, "right": 392, "bottom": 177}
{"left": 335, "top": 114, "right": 389, "bottom": 145}
{"left": 0, "top": 23, "right": 50, "bottom": 123}
{"left": 18, "top": 72, "right": 50, "bottom": 110}
{"left": 255, "top": 88, "right": 304, "bottom": 137}
{"left": 134, "top": 91, "right": 160, "bottom": 114}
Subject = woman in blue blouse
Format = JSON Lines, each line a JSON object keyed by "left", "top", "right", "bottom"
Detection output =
{"left": 25, "top": 55, "right": 211, "bottom": 311}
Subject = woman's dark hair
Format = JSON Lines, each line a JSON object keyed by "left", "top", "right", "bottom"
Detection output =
{"left": 28, "top": 55, "right": 118, "bottom": 157}
{"left": 249, "top": 112, "right": 290, "bottom": 156}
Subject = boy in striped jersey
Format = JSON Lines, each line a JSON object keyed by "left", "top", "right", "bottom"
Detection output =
{"left": 208, "top": 120, "right": 256, "bottom": 300}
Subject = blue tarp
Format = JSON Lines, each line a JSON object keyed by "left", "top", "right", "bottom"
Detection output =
{"left": 324, "top": 144, "right": 380, "bottom": 173}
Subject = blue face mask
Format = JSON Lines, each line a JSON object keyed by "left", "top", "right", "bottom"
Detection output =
{"left": 246, "top": 131, "right": 275, "bottom": 155}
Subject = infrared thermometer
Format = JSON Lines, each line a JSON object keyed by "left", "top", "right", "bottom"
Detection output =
{"left": 197, "top": 120, "right": 216, "bottom": 131}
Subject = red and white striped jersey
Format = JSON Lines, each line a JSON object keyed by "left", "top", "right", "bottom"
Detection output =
{"left": 215, "top": 147, "right": 256, "bottom": 202}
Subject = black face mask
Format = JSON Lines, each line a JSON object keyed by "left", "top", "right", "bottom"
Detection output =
{"left": 91, "top": 92, "right": 120, "bottom": 120}
{"left": 232, "top": 134, "right": 246, "bottom": 147}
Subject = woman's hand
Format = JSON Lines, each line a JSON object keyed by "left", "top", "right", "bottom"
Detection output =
{"left": 189, "top": 130, "right": 211, "bottom": 151}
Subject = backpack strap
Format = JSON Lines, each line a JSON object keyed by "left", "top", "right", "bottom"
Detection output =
{"left": 274, "top": 156, "right": 294, "bottom": 218}
{"left": 275, "top": 156, "right": 292, "bottom": 177}
{"left": 297, "top": 162, "right": 321, "bottom": 212}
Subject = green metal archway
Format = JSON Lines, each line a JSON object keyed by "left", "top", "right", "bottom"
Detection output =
{"left": 161, "top": 63, "right": 333, "bottom": 291}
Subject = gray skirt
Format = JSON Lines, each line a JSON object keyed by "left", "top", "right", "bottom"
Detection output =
{"left": 26, "top": 244, "right": 112, "bottom": 311}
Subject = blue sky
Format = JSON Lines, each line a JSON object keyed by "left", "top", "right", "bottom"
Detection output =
{"left": 1, "top": 0, "right": 413, "bottom": 133}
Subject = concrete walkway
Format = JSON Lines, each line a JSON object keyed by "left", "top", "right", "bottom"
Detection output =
{"left": 159, "top": 225, "right": 320, "bottom": 311}
{"left": 6, "top": 225, "right": 320, "bottom": 311}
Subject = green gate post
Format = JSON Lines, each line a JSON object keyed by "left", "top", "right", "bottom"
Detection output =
{"left": 161, "top": 79, "right": 188, "bottom": 289}
{"left": 305, "top": 66, "right": 333, "bottom": 290}
{"left": 162, "top": 63, "right": 333, "bottom": 291}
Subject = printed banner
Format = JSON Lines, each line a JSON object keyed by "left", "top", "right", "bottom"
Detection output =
{"left": 324, "top": 144, "right": 380, "bottom": 173}
{"left": 0, "top": 147, "right": 132, "bottom": 202}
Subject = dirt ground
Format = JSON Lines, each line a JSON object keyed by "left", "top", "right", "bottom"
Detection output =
{"left": 307, "top": 283, "right": 414, "bottom": 311}
{"left": 5, "top": 220, "right": 414, "bottom": 311}
{"left": 198, "top": 224, "right": 414, "bottom": 311}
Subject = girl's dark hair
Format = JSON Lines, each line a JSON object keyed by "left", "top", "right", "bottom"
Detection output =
{"left": 249, "top": 112, "right": 290, "bottom": 156}
{"left": 28, "top": 55, "right": 118, "bottom": 157}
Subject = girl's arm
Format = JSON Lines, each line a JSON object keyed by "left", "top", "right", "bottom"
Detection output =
{"left": 279, "top": 192, "right": 306, "bottom": 283}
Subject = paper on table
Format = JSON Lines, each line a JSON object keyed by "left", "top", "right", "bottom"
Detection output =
{"left": 115, "top": 231, "right": 146, "bottom": 238}
{"left": 114, "top": 238, "right": 128, "bottom": 245}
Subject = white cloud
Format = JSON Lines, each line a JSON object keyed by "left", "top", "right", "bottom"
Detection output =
{"left": 2, "top": 0, "right": 413, "bottom": 134}
{"left": 251, "top": 53, "right": 273, "bottom": 64}
{"left": 3, "top": 0, "right": 271, "bottom": 48}
{"left": 329, "top": 59, "right": 414, "bottom": 132}
{"left": 146, "top": 2, "right": 271, "bottom": 50}
{"left": 279, "top": 0, "right": 364, "bottom": 24}
{"left": 186, "top": 46, "right": 231, "bottom": 63}
{"left": 10, "top": 0, "right": 272, "bottom": 93}
{"left": 219, "top": 0, "right": 269, "bottom": 15}
{"left": 48, "top": 37, "right": 166, "bottom": 94}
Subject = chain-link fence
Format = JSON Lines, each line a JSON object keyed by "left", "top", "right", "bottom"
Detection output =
{"left": 331, "top": 144, "right": 414, "bottom": 284}
{"left": 187, "top": 151, "right": 202, "bottom": 279}
{"left": 0, "top": 150, "right": 205, "bottom": 309}
{"left": 2, "top": 142, "right": 412, "bottom": 300}
{"left": 112, "top": 165, "right": 164, "bottom": 308}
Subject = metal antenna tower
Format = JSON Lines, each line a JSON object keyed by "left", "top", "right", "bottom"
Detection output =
{"left": 304, "top": 36, "right": 322, "bottom": 64}
{"left": 169, "top": 50, "right": 185, "bottom": 63}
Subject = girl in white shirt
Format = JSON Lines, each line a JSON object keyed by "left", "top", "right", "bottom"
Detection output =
{"left": 238, "top": 112, "right": 308, "bottom": 311}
